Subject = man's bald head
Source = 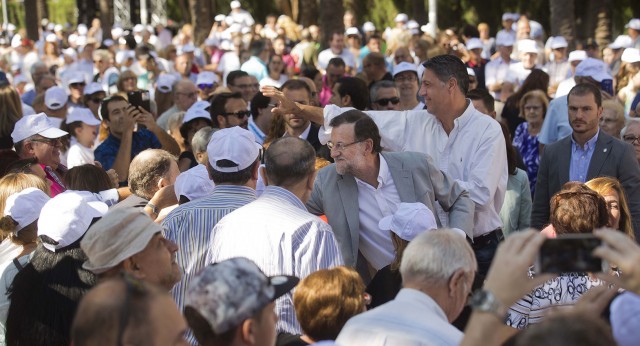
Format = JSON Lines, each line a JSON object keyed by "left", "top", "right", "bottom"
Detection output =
{"left": 264, "top": 137, "right": 315, "bottom": 187}
{"left": 128, "top": 149, "right": 179, "bottom": 200}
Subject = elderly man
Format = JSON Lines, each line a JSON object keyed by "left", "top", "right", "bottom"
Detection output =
{"left": 81, "top": 208, "right": 181, "bottom": 291}
{"left": 362, "top": 52, "right": 392, "bottom": 90}
{"left": 11, "top": 113, "right": 68, "bottom": 196}
{"left": 336, "top": 230, "right": 476, "bottom": 345}
{"left": 184, "top": 258, "right": 297, "bottom": 346}
{"left": 162, "top": 127, "right": 260, "bottom": 344}
{"left": 531, "top": 83, "right": 640, "bottom": 238}
{"left": 621, "top": 118, "right": 640, "bottom": 164}
{"left": 157, "top": 80, "right": 199, "bottom": 131}
{"left": 393, "top": 62, "right": 424, "bottom": 110}
{"left": 370, "top": 80, "right": 400, "bottom": 111}
{"left": 71, "top": 276, "right": 189, "bottom": 345}
{"left": 94, "top": 96, "right": 180, "bottom": 183}
{"left": 485, "top": 33, "right": 517, "bottom": 101}
{"left": 207, "top": 137, "right": 343, "bottom": 335}
{"left": 263, "top": 54, "right": 506, "bottom": 279}
{"left": 305, "top": 110, "right": 473, "bottom": 276}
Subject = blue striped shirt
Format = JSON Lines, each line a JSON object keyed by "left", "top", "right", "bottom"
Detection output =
{"left": 208, "top": 186, "right": 344, "bottom": 335}
{"left": 161, "top": 185, "right": 256, "bottom": 322}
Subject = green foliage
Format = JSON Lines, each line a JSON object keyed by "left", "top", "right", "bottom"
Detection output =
{"left": 47, "top": 0, "right": 78, "bottom": 26}
{"left": 360, "top": 0, "right": 399, "bottom": 30}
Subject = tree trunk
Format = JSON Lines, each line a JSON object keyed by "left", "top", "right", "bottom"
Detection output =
{"left": 550, "top": 0, "right": 576, "bottom": 51}
{"left": 178, "top": 0, "right": 190, "bottom": 24}
{"left": 24, "top": 0, "right": 39, "bottom": 41}
{"left": 319, "top": 0, "right": 343, "bottom": 50}
{"left": 299, "top": 0, "right": 318, "bottom": 26}
{"left": 412, "top": 0, "right": 427, "bottom": 25}
{"left": 594, "top": 0, "right": 611, "bottom": 47}
{"left": 37, "top": 0, "right": 48, "bottom": 22}
{"left": 99, "top": 0, "right": 113, "bottom": 39}
{"left": 189, "top": 0, "right": 213, "bottom": 45}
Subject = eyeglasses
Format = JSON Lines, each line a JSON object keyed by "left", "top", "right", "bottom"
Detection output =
{"left": 327, "top": 139, "right": 365, "bottom": 151}
{"left": 394, "top": 75, "right": 417, "bottom": 82}
{"left": 524, "top": 105, "right": 542, "bottom": 112}
{"left": 222, "top": 110, "right": 251, "bottom": 119}
{"left": 198, "top": 83, "right": 216, "bottom": 90}
{"left": 29, "top": 138, "right": 63, "bottom": 148}
{"left": 375, "top": 97, "right": 400, "bottom": 106}
{"left": 177, "top": 91, "right": 198, "bottom": 98}
{"left": 623, "top": 135, "right": 640, "bottom": 145}
{"left": 117, "top": 273, "right": 146, "bottom": 346}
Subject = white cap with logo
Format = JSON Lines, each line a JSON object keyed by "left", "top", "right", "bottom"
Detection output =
{"left": 11, "top": 112, "right": 68, "bottom": 143}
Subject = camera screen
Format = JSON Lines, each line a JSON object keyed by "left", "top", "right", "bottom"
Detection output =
{"left": 538, "top": 236, "right": 603, "bottom": 273}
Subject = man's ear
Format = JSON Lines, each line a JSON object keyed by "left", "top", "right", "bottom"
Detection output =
{"left": 307, "top": 170, "right": 317, "bottom": 191}
{"left": 259, "top": 166, "right": 269, "bottom": 186}
{"left": 240, "top": 318, "right": 256, "bottom": 344}
{"left": 122, "top": 257, "right": 145, "bottom": 280}
{"left": 448, "top": 268, "right": 467, "bottom": 297}
{"left": 217, "top": 115, "right": 227, "bottom": 129}
{"left": 342, "top": 94, "right": 352, "bottom": 107}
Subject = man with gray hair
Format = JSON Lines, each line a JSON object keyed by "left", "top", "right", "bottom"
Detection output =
{"left": 207, "top": 136, "right": 343, "bottom": 335}
{"left": 621, "top": 118, "right": 640, "bottom": 164}
{"left": 157, "top": 79, "right": 199, "bottom": 131}
{"left": 370, "top": 80, "right": 400, "bottom": 111}
{"left": 336, "top": 229, "right": 476, "bottom": 345}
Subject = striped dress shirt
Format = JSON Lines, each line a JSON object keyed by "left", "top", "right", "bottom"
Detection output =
{"left": 162, "top": 185, "right": 257, "bottom": 317}
{"left": 208, "top": 186, "right": 344, "bottom": 334}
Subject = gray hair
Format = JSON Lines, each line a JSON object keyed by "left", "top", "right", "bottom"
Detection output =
{"left": 400, "top": 229, "right": 476, "bottom": 287}
{"left": 620, "top": 118, "right": 640, "bottom": 138}
{"left": 191, "top": 126, "right": 215, "bottom": 155}
{"left": 167, "top": 111, "right": 185, "bottom": 133}
{"left": 370, "top": 80, "right": 398, "bottom": 103}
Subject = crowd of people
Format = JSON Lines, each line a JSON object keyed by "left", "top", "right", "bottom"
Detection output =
{"left": 0, "top": 3, "right": 639, "bottom": 345}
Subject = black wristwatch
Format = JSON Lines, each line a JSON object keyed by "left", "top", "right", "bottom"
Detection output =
{"left": 146, "top": 202, "right": 159, "bottom": 215}
{"left": 469, "top": 289, "right": 507, "bottom": 321}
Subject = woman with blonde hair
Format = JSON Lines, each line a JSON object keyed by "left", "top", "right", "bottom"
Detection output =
{"left": 0, "top": 83, "right": 23, "bottom": 150}
{"left": 287, "top": 266, "right": 367, "bottom": 345}
{"left": 586, "top": 176, "right": 634, "bottom": 240}
{"left": 116, "top": 70, "right": 138, "bottom": 94}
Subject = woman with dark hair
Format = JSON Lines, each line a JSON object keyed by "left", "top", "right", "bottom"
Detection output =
{"left": 260, "top": 54, "right": 288, "bottom": 88}
{"left": 498, "top": 122, "right": 531, "bottom": 236}
{"left": 506, "top": 182, "right": 610, "bottom": 330}
{"left": 0, "top": 84, "right": 24, "bottom": 150}
{"left": 5, "top": 190, "right": 107, "bottom": 346}
{"left": 65, "top": 164, "right": 116, "bottom": 193}
{"left": 501, "top": 69, "right": 550, "bottom": 137}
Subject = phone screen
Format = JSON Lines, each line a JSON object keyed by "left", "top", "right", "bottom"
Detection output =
{"left": 535, "top": 234, "right": 604, "bottom": 273}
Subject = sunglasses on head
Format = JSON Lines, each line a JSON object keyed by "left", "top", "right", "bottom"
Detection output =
{"left": 375, "top": 97, "right": 400, "bottom": 106}
{"left": 222, "top": 110, "right": 251, "bottom": 119}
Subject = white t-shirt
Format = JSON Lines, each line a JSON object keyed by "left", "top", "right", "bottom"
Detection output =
{"left": 318, "top": 48, "right": 357, "bottom": 71}
{"left": 67, "top": 139, "right": 95, "bottom": 169}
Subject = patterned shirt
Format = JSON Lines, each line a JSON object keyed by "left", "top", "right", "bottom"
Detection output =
{"left": 512, "top": 122, "right": 540, "bottom": 196}
{"left": 207, "top": 186, "right": 344, "bottom": 334}
{"left": 94, "top": 129, "right": 161, "bottom": 171}
{"left": 162, "top": 185, "right": 256, "bottom": 345}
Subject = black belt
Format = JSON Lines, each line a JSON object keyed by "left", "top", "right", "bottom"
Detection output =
{"left": 471, "top": 228, "right": 504, "bottom": 250}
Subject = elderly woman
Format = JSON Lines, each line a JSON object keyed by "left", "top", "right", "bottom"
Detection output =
{"left": 512, "top": 90, "right": 549, "bottom": 196}
{"left": 599, "top": 100, "right": 625, "bottom": 138}
{"left": 507, "top": 182, "right": 609, "bottom": 330}
{"left": 586, "top": 177, "right": 635, "bottom": 240}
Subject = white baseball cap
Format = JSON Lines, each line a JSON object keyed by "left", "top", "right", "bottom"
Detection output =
{"left": 621, "top": 48, "right": 640, "bottom": 63}
{"left": 38, "top": 190, "right": 109, "bottom": 252}
{"left": 608, "top": 35, "right": 633, "bottom": 50}
{"left": 393, "top": 61, "right": 418, "bottom": 78}
{"left": 66, "top": 107, "right": 102, "bottom": 126}
{"left": 207, "top": 127, "right": 262, "bottom": 173}
{"left": 205, "top": 37, "right": 219, "bottom": 46}
{"left": 215, "top": 14, "right": 226, "bottom": 22}
{"left": 568, "top": 50, "right": 588, "bottom": 63}
{"left": 45, "top": 33, "right": 57, "bottom": 43}
{"left": 407, "top": 20, "right": 419, "bottom": 30}
{"left": 183, "top": 101, "right": 212, "bottom": 124}
{"left": 66, "top": 71, "right": 86, "bottom": 86}
{"left": 467, "top": 67, "right": 476, "bottom": 77}
{"left": 345, "top": 27, "right": 360, "bottom": 37}
{"left": 550, "top": 36, "right": 568, "bottom": 49}
{"left": 502, "top": 13, "right": 514, "bottom": 21}
{"left": 157, "top": 74, "right": 177, "bottom": 93}
{"left": 625, "top": 18, "right": 640, "bottom": 31}
{"left": 133, "top": 24, "right": 144, "bottom": 33}
{"left": 363, "top": 22, "right": 376, "bottom": 33}
{"left": 11, "top": 112, "right": 68, "bottom": 143}
{"left": 378, "top": 203, "right": 438, "bottom": 241}
{"left": 83, "top": 82, "right": 104, "bottom": 96}
{"left": 44, "top": 86, "right": 68, "bottom": 110}
{"left": 196, "top": 71, "right": 220, "bottom": 86}
{"left": 518, "top": 39, "right": 538, "bottom": 54}
{"left": 174, "top": 164, "right": 216, "bottom": 201}
{"left": 575, "top": 58, "right": 613, "bottom": 82}
{"left": 394, "top": 13, "right": 409, "bottom": 23}
{"left": 495, "top": 32, "right": 515, "bottom": 47}
{"left": 230, "top": 0, "right": 241, "bottom": 9}
{"left": 466, "top": 38, "right": 483, "bottom": 51}
{"left": 4, "top": 188, "right": 50, "bottom": 234}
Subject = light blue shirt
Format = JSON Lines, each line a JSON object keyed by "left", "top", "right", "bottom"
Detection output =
{"left": 240, "top": 56, "right": 268, "bottom": 81}
{"left": 538, "top": 95, "right": 572, "bottom": 145}
{"left": 569, "top": 130, "right": 599, "bottom": 182}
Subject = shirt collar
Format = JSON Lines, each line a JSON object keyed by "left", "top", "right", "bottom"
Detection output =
{"left": 571, "top": 129, "right": 600, "bottom": 150}
{"left": 355, "top": 154, "right": 392, "bottom": 188}
{"left": 453, "top": 100, "right": 475, "bottom": 129}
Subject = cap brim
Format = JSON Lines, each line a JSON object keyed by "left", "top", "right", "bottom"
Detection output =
{"left": 270, "top": 275, "right": 299, "bottom": 300}
{"left": 378, "top": 215, "right": 393, "bottom": 230}
{"left": 87, "top": 201, "right": 109, "bottom": 217}
{"left": 39, "top": 127, "right": 69, "bottom": 139}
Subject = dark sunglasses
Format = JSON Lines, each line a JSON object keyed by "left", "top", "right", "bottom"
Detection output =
{"left": 198, "top": 83, "right": 216, "bottom": 90}
{"left": 375, "top": 97, "right": 400, "bottom": 106}
{"left": 222, "top": 110, "right": 251, "bottom": 119}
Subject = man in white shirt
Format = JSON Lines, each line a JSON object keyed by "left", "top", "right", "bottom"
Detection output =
{"left": 336, "top": 230, "right": 476, "bottom": 346}
{"left": 317, "top": 32, "right": 357, "bottom": 73}
{"left": 485, "top": 33, "right": 518, "bottom": 101}
{"left": 207, "top": 137, "right": 344, "bottom": 335}
{"left": 262, "top": 54, "right": 507, "bottom": 279}
{"left": 507, "top": 39, "right": 539, "bottom": 89}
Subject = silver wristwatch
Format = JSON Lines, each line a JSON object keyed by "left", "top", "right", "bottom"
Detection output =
{"left": 469, "top": 289, "right": 506, "bottom": 320}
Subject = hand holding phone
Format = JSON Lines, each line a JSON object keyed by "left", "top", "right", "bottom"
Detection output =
{"left": 535, "top": 234, "right": 607, "bottom": 274}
